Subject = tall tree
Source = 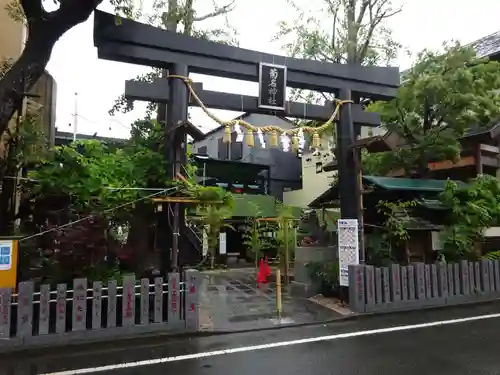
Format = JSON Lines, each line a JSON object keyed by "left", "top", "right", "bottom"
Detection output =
{"left": 274, "top": 0, "right": 402, "bottom": 103}
{"left": 369, "top": 43, "right": 500, "bottom": 177}
{"left": 439, "top": 175, "right": 500, "bottom": 261}
{"left": 110, "top": 0, "right": 238, "bottom": 117}
{"left": 26, "top": 126, "right": 167, "bottom": 274}
{"left": 0, "top": 0, "right": 135, "bottom": 135}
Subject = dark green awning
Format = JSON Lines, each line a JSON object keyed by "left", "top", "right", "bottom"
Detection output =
{"left": 362, "top": 175, "right": 467, "bottom": 192}
{"left": 188, "top": 193, "right": 302, "bottom": 219}
{"left": 308, "top": 175, "right": 467, "bottom": 208}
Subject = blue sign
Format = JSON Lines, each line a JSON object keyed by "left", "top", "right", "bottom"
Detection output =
{"left": 0, "top": 245, "right": 11, "bottom": 270}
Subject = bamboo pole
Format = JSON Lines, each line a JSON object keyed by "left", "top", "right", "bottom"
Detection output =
{"left": 276, "top": 268, "right": 282, "bottom": 319}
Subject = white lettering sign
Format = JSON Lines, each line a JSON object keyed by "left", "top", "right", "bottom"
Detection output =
{"left": 268, "top": 68, "right": 279, "bottom": 105}
{"left": 337, "top": 219, "right": 359, "bottom": 286}
{"left": 219, "top": 232, "right": 227, "bottom": 254}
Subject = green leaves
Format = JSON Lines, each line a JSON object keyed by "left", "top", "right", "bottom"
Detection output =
{"left": 376, "top": 199, "right": 416, "bottom": 245}
{"left": 0, "top": 59, "right": 12, "bottom": 79}
{"left": 275, "top": 0, "right": 402, "bottom": 66}
{"left": 5, "top": 0, "right": 25, "bottom": 24}
{"left": 368, "top": 43, "right": 500, "bottom": 176}
{"left": 439, "top": 175, "right": 500, "bottom": 260}
{"left": 30, "top": 119, "right": 169, "bottom": 218}
{"left": 274, "top": 0, "right": 402, "bottom": 106}
{"left": 110, "top": 0, "right": 238, "bottom": 116}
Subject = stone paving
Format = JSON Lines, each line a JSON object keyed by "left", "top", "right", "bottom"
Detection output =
{"left": 199, "top": 268, "right": 341, "bottom": 331}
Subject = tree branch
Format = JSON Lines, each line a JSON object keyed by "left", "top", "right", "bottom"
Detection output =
{"left": 330, "top": 5, "right": 340, "bottom": 56}
{"left": 20, "top": 0, "right": 48, "bottom": 23}
{"left": 357, "top": 0, "right": 402, "bottom": 62}
{"left": 49, "top": 0, "right": 103, "bottom": 34}
{"left": 0, "top": 0, "right": 104, "bottom": 133}
{"left": 193, "top": 0, "right": 235, "bottom": 21}
{"left": 356, "top": 0, "right": 370, "bottom": 26}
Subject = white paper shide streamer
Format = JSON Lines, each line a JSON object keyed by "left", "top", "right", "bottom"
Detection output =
{"left": 257, "top": 129, "right": 266, "bottom": 148}
{"left": 298, "top": 129, "right": 305, "bottom": 152}
{"left": 280, "top": 133, "right": 290, "bottom": 152}
{"left": 234, "top": 121, "right": 244, "bottom": 142}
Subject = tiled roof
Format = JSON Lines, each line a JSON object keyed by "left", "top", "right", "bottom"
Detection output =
{"left": 401, "top": 30, "right": 500, "bottom": 77}
{"left": 469, "top": 31, "right": 500, "bottom": 59}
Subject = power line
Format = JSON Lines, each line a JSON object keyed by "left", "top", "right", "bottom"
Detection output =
{"left": 75, "top": 114, "right": 131, "bottom": 131}
{"left": 19, "top": 186, "right": 178, "bottom": 242}
{"left": 2, "top": 175, "right": 171, "bottom": 191}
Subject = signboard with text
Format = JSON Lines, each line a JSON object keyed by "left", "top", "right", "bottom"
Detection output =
{"left": 0, "top": 241, "right": 12, "bottom": 271}
{"left": 258, "top": 62, "right": 287, "bottom": 111}
{"left": 0, "top": 239, "right": 18, "bottom": 289}
{"left": 219, "top": 232, "right": 227, "bottom": 254}
{"left": 338, "top": 219, "right": 359, "bottom": 286}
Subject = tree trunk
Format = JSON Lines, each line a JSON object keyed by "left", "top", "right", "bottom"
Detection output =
{"left": 126, "top": 206, "right": 154, "bottom": 273}
{"left": 0, "top": 30, "right": 55, "bottom": 134}
{"left": 0, "top": 0, "right": 101, "bottom": 132}
{"left": 346, "top": 0, "right": 358, "bottom": 64}
{"left": 415, "top": 154, "right": 430, "bottom": 178}
{"left": 0, "top": 167, "right": 15, "bottom": 235}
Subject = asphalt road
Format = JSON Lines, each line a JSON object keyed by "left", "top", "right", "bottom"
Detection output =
{"left": 4, "top": 302, "right": 500, "bottom": 375}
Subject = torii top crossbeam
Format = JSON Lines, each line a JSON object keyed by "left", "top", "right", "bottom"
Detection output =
{"left": 93, "top": 11, "right": 399, "bottom": 100}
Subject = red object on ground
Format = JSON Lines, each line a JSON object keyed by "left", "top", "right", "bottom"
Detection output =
{"left": 256, "top": 258, "right": 269, "bottom": 288}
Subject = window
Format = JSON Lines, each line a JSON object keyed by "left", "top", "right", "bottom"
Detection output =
{"left": 197, "top": 145, "right": 207, "bottom": 155}
{"left": 230, "top": 132, "right": 242, "bottom": 160}
{"left": 217, "top": 137, "right": 228, "bottom": 160}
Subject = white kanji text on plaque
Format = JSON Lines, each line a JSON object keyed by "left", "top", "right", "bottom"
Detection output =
{"left": 337, "top": 219, "right": 359, "bottom": 286}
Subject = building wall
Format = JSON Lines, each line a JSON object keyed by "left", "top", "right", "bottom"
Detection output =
{"left": 193, "top": 114, "right": 302, "bottom": 201}
{"left": 0, "top": 0, "right": 25, "bottom": 61}
{"left": 0, "top": 1, "right": 56, "bottom": 149}
{"left": 30, "top": 72, "right": 57, "bottom": 145}
{"left": 283, "top": 126, "right": 377, "bottom": 208}
{"left": 194, "top": 114, "right": 295, "bottom": 160}
{"left": 283, "top": 133, "right": 336, "bottom": 208}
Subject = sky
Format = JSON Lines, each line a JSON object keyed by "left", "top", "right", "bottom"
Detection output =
{"left": 45, "top": 0, "right": 500, "bottom": 140}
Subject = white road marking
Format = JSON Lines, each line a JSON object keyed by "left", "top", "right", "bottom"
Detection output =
{"left": 41, "top": 312, "right": 500, "bottom": 375}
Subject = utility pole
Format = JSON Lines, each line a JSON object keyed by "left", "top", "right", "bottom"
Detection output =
{"left": 73, "top": 92, "right": 78, "bottom": 141}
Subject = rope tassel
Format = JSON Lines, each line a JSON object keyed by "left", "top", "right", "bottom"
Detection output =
{"left": 292, "top": 134, "right": 299, "bottom": 152}
{"left": 312, "top": 132, "right": 320, "bottom": 148}
{"left": 246, "top": 130, "right": 255, "bottom": 147}
{"left": 269, "top": 131, "right": 278, "bottom": 147}
{"left": 162, "top": 75, "right": 353, "bottom": 151}
{"left": 223, "top": 125, "right": 231, "bottom": 143}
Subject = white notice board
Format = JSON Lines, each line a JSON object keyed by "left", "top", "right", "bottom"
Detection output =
{"left": 219, "top": 232, "right": 227, "bottom": 254}
{"left": 202, "top": 226, "right": 208, "bottom": 256}
{"left": 337, "top": 219, "right": 359, "bottom": 286}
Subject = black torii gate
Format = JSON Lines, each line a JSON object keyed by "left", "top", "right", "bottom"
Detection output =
{"left": 93, "top": 10, "right": 399, "bottom": 270}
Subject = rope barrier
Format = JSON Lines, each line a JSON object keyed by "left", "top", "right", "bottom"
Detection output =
{"left": 166, "top": 74, "right": 352, "bottom": 149}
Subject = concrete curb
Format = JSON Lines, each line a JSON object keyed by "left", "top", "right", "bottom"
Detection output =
{"left": 2, "top": 297, "right": 500, "bottom": 357}
{"left": 195, "top": 295, "right": 500, "bottom": 337}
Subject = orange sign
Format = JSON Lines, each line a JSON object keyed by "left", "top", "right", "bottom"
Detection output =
{"left": 0, "top": 239, "right": 18, "bottom": 289}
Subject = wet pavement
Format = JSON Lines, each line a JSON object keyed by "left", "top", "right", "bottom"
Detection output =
{"left": 198, "top": 268, "right": 339, "bottom": 331}
{"left": 4, "top": 301, "right": 500, "bottom": 374}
